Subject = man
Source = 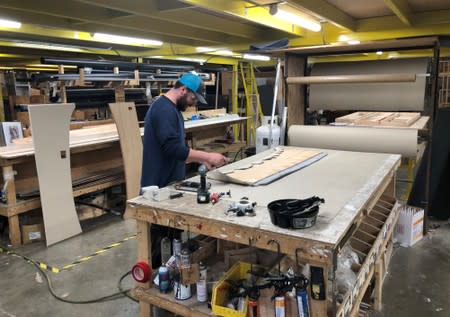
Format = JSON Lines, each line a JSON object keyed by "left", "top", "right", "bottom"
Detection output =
{"left": 141, "top": 72, "right": 228, "bottom": 188}
{"left": 141, "top": 72, "right": 228, "bottom": 267}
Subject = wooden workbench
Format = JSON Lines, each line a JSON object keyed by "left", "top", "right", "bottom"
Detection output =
{"left": 0, "top": 114, "right": 246, "bottom": 246}
{"left": 127, "top": 147, "right": 401, "bottom": 317}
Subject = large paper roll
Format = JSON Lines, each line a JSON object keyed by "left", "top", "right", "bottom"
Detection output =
{"left": 288, "top": 125, "right": 418, "bottom": 157}
{"left": 309, "top": 58, "right": 428, "bottom": 111}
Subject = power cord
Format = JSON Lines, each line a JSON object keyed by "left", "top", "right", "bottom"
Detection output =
{"left": 0, "top": 245, "right": 138, "bottom": 304}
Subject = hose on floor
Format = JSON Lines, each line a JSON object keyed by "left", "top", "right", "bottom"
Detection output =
{"left": 0, "top": 245, "right": 138, "bottom": 304}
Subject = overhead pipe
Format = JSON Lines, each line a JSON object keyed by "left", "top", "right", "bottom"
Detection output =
{"left": 40, "top": 57, "right": 195, "bottom": 72}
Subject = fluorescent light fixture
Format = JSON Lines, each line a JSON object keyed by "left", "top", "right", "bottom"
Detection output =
{"left": 176, "top": 57, "right": 206, "bottom": 64}
{"left": 213, "top": 49, "right": 233, "bottom": 56}
{"left": 337, "top": 35, "right": 360, "bottom": 45}
{"left": 12, "top": 42, "right": 82, "bottom": 52}
{"left": 270, "top": 5, "right": 321, "bottom": 32}
{"left": 0, "top": 19, "right": 21, "bottom": 29}
{"left": 93, "top": 33, "right": 163, "bottom": 46}
{"left": 243, "top": 53, "right": 271, "bottom": 61}
{"left": 376, "top": 51, "right": 383, "bottom": 55}
{"left": 196, "top": 47, "right": 217, "bottom": 53}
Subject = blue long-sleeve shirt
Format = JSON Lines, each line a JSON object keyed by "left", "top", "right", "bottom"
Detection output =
{"left": 141, "top": 96, "right": 190, "bottom": 188}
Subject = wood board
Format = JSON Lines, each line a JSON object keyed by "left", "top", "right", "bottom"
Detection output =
{"left": 336, "top": 111, "right": 420, "bottom": 127}
{"left": 209, "top": 146, "right": 326, "bottom": 185}
{"left": 29, "top": 103, "right": 82, "bottom": 246}
{"left": 108, "top": 102, "right": 142, "bottom": 200}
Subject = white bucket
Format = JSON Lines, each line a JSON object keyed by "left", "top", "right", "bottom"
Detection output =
{"left": 256, "top": 121, "right": 280, "bottom": 153}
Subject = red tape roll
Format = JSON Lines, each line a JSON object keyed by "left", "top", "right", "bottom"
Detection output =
{"left": 132, "top": 261, "right": 151, "bottom": 283}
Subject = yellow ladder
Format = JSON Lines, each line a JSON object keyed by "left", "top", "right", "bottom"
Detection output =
{"left": 239, "top": 62, "right": 264, "bottom": 145}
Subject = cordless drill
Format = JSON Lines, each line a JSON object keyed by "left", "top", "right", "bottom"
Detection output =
{"left": 197, "top": 164, "right": 210, "bottom": 203}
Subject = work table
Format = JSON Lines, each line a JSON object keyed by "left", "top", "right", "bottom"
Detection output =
{"left": 127, "top": 147, "right": 401, "bottom": 317}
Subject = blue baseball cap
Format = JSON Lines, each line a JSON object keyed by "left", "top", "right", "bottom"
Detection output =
{"left": 178, "top": 72, "right": 207, "bottom": 105}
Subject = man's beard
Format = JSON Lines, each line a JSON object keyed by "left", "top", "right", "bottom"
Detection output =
{"left": 176, "top": 95, "right": 190, "bottom": 111}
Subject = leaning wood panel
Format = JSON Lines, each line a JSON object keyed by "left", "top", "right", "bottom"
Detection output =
{"left": 109, "top": 102, "right": 142, "bottom": 200}
{"left": 29, "top": 103, "right": 82, "bottom": 246}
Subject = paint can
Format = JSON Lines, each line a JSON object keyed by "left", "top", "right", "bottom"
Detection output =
{"left": 174, "top": 281, "right": 192, "bottom": 300}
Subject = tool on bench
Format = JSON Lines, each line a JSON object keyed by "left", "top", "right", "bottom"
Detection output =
{"left": 226, "top": 197, "right": 257, "bottom": 216}
{"left": 175, "top": 180, "right": 211, "bottom": 192}
{"left": 197, "top": 164, "right": 210, "bottom": 203}
{"left": 268, "top": 196, "right": 325, "bottom": 229}
{"left": 210, "top": 190, "right": 231, "bottom": 205}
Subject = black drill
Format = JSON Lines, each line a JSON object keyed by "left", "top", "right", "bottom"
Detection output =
{"left": 197, "top": 164, "right": 210, "bottom": 203}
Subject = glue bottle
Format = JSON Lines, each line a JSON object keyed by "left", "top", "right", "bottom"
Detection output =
{"left": 196, "top": 262, "right": 207, "bottom": 302}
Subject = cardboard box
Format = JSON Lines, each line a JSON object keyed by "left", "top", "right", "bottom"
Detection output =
{"left": 21, "top": 223, "right": 45, "bottom": 244}
{"left": 394, "top": 205, "right": 424, "bottom": 247}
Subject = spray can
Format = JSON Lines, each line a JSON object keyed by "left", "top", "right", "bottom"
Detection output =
{"left": 173, "top": 238, "right": 182, "bottom": 266}
{"left": 196, "top": 262, "right": 207, "bottom": 302}
{"left": 274, "top": 295, "right": 285, "bottom": 317}
{"left": 158, "top": 264, "right": 170, "bottom": 294}
{"left": 248, "top": 297, "right": 258, "bottom": 317}
{"left": 161, "top": 236, "right": 171, "bottom": 266}
{"left": 180, "top": 247, "right": 191, "bottom": 269}
{"left": 296, "top": 287, "right": 310, "bottom": 317}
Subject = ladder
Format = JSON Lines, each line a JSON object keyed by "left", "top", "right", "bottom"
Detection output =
{"left": 239, "top": 62, "right": 264, "bottom": 145}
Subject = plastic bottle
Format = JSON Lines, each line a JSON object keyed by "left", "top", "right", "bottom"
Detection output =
{"left": 196, "top": 262, "right": 207, "bottom": 302}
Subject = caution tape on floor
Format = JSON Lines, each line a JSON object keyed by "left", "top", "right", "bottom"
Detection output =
{"left": 0, "top": 234, "right": 136, "bottom": 273}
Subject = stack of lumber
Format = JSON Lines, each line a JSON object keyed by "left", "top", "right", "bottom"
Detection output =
{"left": 336, "top": 112, "right": 420, "bottom": 127}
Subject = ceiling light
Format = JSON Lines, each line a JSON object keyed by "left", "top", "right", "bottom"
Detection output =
{"left": 243, "top": 54, "right": 271, "bottom": 61}
{"left": 176, "top": 57, "right": 206, "bottom": 64}
{"left": 376, "top": 51, "right": 383, "bottom": 55}
{"left": 12, "top": 42, "right": 82, "bottom": 52}
{"left": 209, "top": 50, "right": 234, "bottom": 56}
{"left": 196, "top": 47, "right": 217, "bottom": 53}
{"left": 93, "top": 33, "right": 163, "bottom": 46}
{"left": 0, "top": 19, "right": 21, "bottom": 29}
{"left": 270, "top": 4, "right": 321, "bottom": 32}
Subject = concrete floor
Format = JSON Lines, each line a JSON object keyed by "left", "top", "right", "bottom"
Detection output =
{"left": 0, "top": 214, "right": 448, "bottom": 317}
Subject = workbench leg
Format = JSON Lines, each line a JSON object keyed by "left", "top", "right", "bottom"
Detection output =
{"left": 137, "top": 220, "right": 152, "bottom": 317}
{"left": 8, "top": 215, "right": 21, "bottom": 246}
{"left": 374, "top": 260, "right": 383, "bottom": 311}
{"left": 3, "top": 165, "right": 20, "bottom": 246}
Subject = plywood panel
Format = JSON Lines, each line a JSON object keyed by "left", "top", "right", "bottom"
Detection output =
{"left": 209, "top": 146, "right": 325, "bottom": 185}
{"left": 108, "top": 102, "right": 142, "bottom": 200}
{"left": 29, "top": 103, "right": 82, "bottom": 246}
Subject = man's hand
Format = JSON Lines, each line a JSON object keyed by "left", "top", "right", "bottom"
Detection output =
{"left": 186, "top": 149, "right": 230, "bottom": 170}
{"left": 204, "top": 152, "right": 229, "bottom": 170}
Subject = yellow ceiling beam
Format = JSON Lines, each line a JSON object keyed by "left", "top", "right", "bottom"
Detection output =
{"left": 289, "top": 0, "right": 357, "bottom": 31}
{"left": 384, "top": 0, "right": 412, "bottom": 26}
{"left": 181, "top": 0, "right": 304, "bottom": 36}
{"left": 73, "top": 0, "right": 284, "bottom": 42}
{"left": 359, "top": 9, "right": 450, "bottom": 31}
{"left": 0, "top": 1, "right": 235, "bottom": 45}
